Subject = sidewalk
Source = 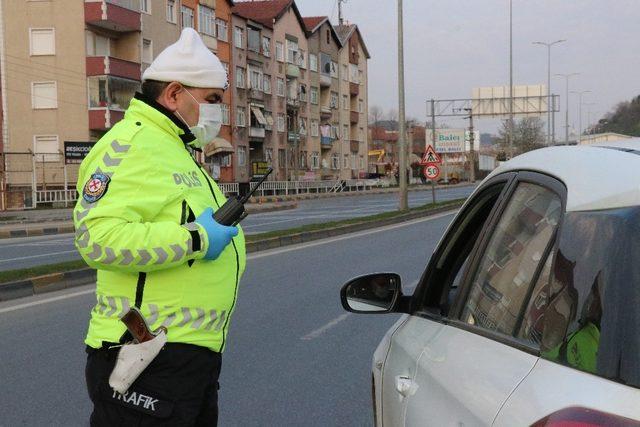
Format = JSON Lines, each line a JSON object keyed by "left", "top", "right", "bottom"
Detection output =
{"left": 0, "top": 201, "right": 297, "bottom": 239}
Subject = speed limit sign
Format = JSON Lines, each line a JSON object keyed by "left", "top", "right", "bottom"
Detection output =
{"left": 424, "top": 164, "right": 440, "bottom": 180}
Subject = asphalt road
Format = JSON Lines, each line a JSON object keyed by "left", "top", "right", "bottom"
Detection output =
{"left": 0, "top": 186, "right": 474, "bottom": 271}
{"left": 0, "top": 210, "right": 456, "bottom": 426}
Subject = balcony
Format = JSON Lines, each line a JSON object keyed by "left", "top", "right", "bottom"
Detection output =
{"left": 321, "top": 136, "right": 333, "bottom": 149}
{"left": 350, "top": 140, "right": 360, "bottom": 152}
{"left": 286, "top": 97, "right": 300, "bottom": 110}
{"left": 249, "top": 127, "right": 265, "bottom": 139}
{"left": 89, "top": 109, "right": 124, "bottom": 131}
{"left": 86, "top": 56, "right": 141, "bottom": 81}
{"left": 349, "top": 82, "right": 359, "bottom": 97}
{"left": 286, "top": 63, "right": 300, "bottom": 78}
{"left": 85, "top": 0, "right": 141, "bottom": 33}
{"left": 320, "top": 106, "right": 332, "bottom": 119}
{"left": 319, "top": 74, "right": 331, "bottom": 88}
{"left": 350, "top": 111, "right": 359, "bottom": 124}
{"left": 249, "top": 89, "right": 264, "bottom": 101}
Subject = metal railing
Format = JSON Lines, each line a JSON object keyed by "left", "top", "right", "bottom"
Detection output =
{"left": 218, "top": 183, "right": 240, "bottom": 196}
{"left": 247, "top": 179, "right": 382, "bottom": 197}
{"left": 36, "top": 189, "right": 78, "bottom": 207}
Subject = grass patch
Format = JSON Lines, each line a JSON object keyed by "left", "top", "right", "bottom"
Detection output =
{"left": 0, "top": 259, "right": 88, "bottom": 284}
{"left": 0, "top": 198, "right": 465, "bottom": 283}
{"left": 245, "top": 198, "right": 464, "bottom": 242}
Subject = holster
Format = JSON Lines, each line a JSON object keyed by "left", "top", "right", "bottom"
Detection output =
{"left": 108, "top": 330, "right": 167, "bottom": 395}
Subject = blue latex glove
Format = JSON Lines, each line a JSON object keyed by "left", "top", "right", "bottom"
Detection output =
{"left": 195, "top": 207, "right": 239, "bottom": 260}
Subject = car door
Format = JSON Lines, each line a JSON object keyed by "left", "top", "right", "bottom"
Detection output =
{"left": 402, "top": 172, "right": 566, "bottom": 426}
{"left": 380, "top": 173, "right": 516, "bottom": 426}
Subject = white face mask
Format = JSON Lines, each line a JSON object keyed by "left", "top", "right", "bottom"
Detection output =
{"left": 177, "top": 89, "right": 222, "bottom": 149}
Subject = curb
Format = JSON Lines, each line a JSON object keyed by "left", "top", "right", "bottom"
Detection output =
{"left": 0, "top": 203, "right": 298, "bottom": 240}
{"left": 0, "top": 201, "right": 463, "bottom": 303}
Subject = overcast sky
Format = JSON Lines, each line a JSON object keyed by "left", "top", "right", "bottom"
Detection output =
{"left": 295, "top": 0, "right": 640, "bottom": 135}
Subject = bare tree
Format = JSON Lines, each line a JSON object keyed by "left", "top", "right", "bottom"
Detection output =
{"left": 386, "top": 109, "right": 398, "bottom": 122}
{"left": 369, "top": 105, "right": 383, "bottom": 126}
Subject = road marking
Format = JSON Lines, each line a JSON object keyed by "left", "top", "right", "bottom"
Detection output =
{"left": 0, "top": 288, "right": 94, "bottom": 315}
{"left": 0, "top": 211, "right": 456, "bottom": 313}
{"left": 0, "top": 250, "right": 78, "bottom": 264}
{"left": 301, "top": 313, "right": 351, "bottom": 340}
{"left": 248, "top": 210, "right": 456, "bottom": 260}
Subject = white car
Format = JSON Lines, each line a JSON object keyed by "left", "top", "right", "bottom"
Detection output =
{"left": 341, "top": 140, "right": 640, "bottom": 426}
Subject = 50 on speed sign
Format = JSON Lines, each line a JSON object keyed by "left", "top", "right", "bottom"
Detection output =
{"left": 424, "top": 164, "right": 440, "bottom": 180}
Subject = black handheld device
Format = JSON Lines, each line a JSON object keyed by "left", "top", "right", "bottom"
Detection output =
{"left": 213, "top": 168, "right": 273, "bottom": 226}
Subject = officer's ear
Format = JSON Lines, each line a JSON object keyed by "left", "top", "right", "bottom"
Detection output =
{"left": 158, "top": 82, "right": 184, "bottom": 113}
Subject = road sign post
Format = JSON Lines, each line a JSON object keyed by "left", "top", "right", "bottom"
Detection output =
{"left": 420, "top": 144, "right": 442, "bottom": 205}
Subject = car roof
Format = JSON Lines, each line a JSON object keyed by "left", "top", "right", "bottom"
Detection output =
{"left": 485, "top": 137, "right": 640, "bottom": 212}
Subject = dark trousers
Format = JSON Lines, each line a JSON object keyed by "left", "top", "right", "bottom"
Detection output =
{"left": 86, "top": 342, "right": 222, "bottom": 426}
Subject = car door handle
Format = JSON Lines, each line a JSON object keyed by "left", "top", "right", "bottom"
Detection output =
{"left": 395, "top": 375, "right": 415, "bottom": 397}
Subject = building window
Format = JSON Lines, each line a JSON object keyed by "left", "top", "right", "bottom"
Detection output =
{"left": 286, "top": 39, "right": 298, "bottom": 64}
{"left": 166, "top": 0, "right": 177, "bottom": 24}
{"left": 276, "top": 41, "right": 284, "bottom": 62}
{"left": 221, "top": 104, "right": 230, "bottom": 125}
{"left": 265, "top": 148, "right": 273, "bottom": 163}
{"left": 247, "top": 27, "right": 260, "bottom": 52}
{"left": 278, "top": 148, "right": 286, "bottom": 167}
{"left": 298, "top": 117, "right": 307, "bottom": 135}
{"left": 359, "top": 99, "right": 364, "bottom": 113}
{"left": 359, "top": 70, "right": 364, "bottom": 83}
{"left": 330, "top": 61, "right": 338, "bottom": 78}
{"left": 311, "top": 120, "right": 319, "bottom": 137}
{"left": 264, "top": 111, "right": 273, "bottom": 130}
{"left": 343, "top": 154, "right": 349, "bottom": 169}
{"left": 311, "top": 152, "right": 319, "bottom": 169}
{"left": 216, "top": 19, "right": 228, "bottom": 42}
{"left": 298, "top": 84, "right": 307, "bottom": 102}
{"left": 350, "top": 64, "right": 359, "bottom": 83}
{"left": 140, "top": 0, "right": 151, "bottom": 14}
{"left": 221, "top": 154, "right": 231, "bottom": 167}
{"left": 309, "top": 54, "right": 318, "bottom": 72}
{"left": 262, "top": 36, "right": 271, "bottom": 57}
{"left": 85, "top": 31, "right": 109, "bottom": 56}
{"left": 88, "top": 76, "right": 139, "bottom": 110}
{"left": 198, "top": 5, "right": 215, "bottom": 37}
{"left": 248, "top": 66, "right": 262, "bottom": 91}
{"left": 342, "top": 64, "right": 348, "bottom": 81}
{"left": 343, "top": 124, "right": 349, "bottom": 140}
{"left": 330, "top": 92, "right": 338, "bottom": 109}
{"left": 236, "top": 107, "right": 246, "bottom": 127}
{"left": 342, "top": 95, "right": 349, "bottom": 111}
{"left": 277, "top": 113, "right": 285, "bottom": 132}
{"left": 34, "top": 135, "right": 60, "bottom": 162}
{"left": 351, "top": 154, "right": 357, "bottom": 169}
{"left": 263, "top": 75, "right": 271, "bottom": 94}
{"left": 234, "top": 27, "right": 244, "bottom": 49}
{"left": 32, "top": 81, "right": 57, "bottom": 109}
{"left": 238, "top": 146, "right": 247, "bottom": 166}
{"left": 235, "top": 67, "right": 245, "bottom": 88}
{"left": 276, "top": 78, "right": 285, "bottom": 97}
{"left": 142, "top": 39, "right": 153, "bottom": 64}
{"left": 29, "top": 28, "right": 55, "bottom": 56}
{"left": 331, "top": 153, "right": 339, "bottom": 170}
{"left": 310, "top": 87, "right": 318, "bottom": 105}
{"left": 297, "top": 49, "right": 306, "bottom": 69}
{"left": 181, "top": 6, "right": 194, "bottom": 28}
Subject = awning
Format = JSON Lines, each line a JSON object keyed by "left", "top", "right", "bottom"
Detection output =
{"left": 251, "top": 106, "right": 267, "bottom": 125}
{"left": 204, "top": 137, "right": 234, "bottom": 157}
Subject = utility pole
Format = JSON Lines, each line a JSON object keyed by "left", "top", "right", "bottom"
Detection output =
{"left": 397, "top": 0, "right": 408, "bottom": 210}
{"left": 532, "top": 39, "right": 566, "bottom": 144}
{"left": 508, "top": 0, "right": 513, "bottom": 159}
{"left": 338, "top": 0, "right": 346, "bottom": 26}
{"left": 571, "top": 90, "right": 592, "bottom": 144}
{"left": 555, "top": 72, "right": 579, "bottom": 144}
{"left": 454, "top": 107, "right": 476, "bottom": 183}
{"left": 430, "top": 99, "right": 436, "bottom": 204}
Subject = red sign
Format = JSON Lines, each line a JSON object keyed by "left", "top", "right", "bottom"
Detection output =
{"left": 420, "top": 145, "right": 442, "bottom": 165}
{"left": 424, "top": 164, "right": 440, "bottom": 180}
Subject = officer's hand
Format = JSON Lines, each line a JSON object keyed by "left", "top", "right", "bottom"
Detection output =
{"left": 195, "top": 208, "right": 239, "bottom": 260}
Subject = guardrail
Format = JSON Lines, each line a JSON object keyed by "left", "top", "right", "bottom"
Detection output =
{"left": 248, "top": 179, "right": 383, "bottom": 196}
{"left": 218, "top": 183, "right": 240, "bottom": 196}
{"left": 36, "top": 189, "right": 78, "bottom": 207}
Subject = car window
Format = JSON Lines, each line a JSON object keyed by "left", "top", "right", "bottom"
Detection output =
{"left": 416, "top": 179, "right": 511, "bottom": 316}
{"left": 540, "top": 207, "right": 640, "bottom": 389}
{"left": 516, "top": 250, "right": 554, "bottom": 345}
{"left": 460, "top": 182, "right": 562, "bottom": 337}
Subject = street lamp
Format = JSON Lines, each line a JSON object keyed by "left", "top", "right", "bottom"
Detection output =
{"left": 397, "top": 0, "right": 408, "bottom": 210}
{"left": 532, "top": 39, "right": 566, "bottom": 144}
{"left": 570, "top": 90, "right": 592, "bottom": 144}
{"left": 554, "top": 72, "right": 580, "bottom": 144}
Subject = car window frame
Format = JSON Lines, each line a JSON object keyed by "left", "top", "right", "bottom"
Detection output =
{"left": 446, "top": 171, "right": 568, "bottom": 355}
{"left": 410, "top": 171, "right": 517, "bottom": 320}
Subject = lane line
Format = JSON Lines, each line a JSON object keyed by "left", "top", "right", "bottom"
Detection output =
{"left": 0, "top": 288, "right": 94, "bottom": 314}
{"left": 0, "top": 211, "right": 457, "bottom": 313}
{"left": 0, "top": 250, "right": 78, "bottom": 264}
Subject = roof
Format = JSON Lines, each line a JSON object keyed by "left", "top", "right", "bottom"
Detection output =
{"left": 232, "top": 0, "right": 305, "bottom": 30}
{"left": 302, "top": 16, "right": 343, "bottom": 46}
{"left": 485, "top": 138, "right": 640, "bottom": 212}
{"left": 333, "top": 24, "right": 371, "bottom": 59}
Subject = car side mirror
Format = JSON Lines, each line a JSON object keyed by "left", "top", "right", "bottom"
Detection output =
{"left": 340, "top": 273, "right": 402, "bottom": 314}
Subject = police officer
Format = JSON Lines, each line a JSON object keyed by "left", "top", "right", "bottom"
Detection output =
{"left": 75, "top": 28, "right": 246, "bottom": 425}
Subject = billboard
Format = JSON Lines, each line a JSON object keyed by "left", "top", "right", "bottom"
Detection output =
{"left": 426, "top": 129, "right": 480, "bottom": 153}
{"left": 64, "top": 141, "right": 94, "bottom": 164}
{"left": 472, "top": 85, "right": 552, "bottom": 118}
